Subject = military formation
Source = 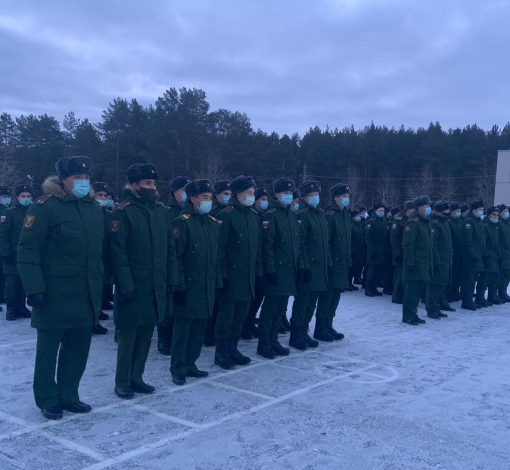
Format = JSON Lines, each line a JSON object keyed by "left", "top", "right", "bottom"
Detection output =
{"left": 3, "top": 155, "right": 510, "bottom": 421}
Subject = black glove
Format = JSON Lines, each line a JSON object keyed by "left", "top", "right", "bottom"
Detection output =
{"left": 471, "top": 257, "right": 479, "bottom": 263}
{"left": 327, "top": 266, "right": 333, "bottom": 279}
{"left": 2, "top": 254, "right": 14, "bottom": 265}
{"left": 120, "top": 291, "right": 135, "bottom": 304}
{"left": 371, "top": 252, "right": 378, "bottom": 260}
{"left": 298, "top": 268, "right": 312, "bottom": 283}
{"left": 173, "top": 289, "right": 187, "bottom": 306}
{"left": 394, "top": 255, "right": 403, "bottom": 264}
{"left": 266, "top": 272, "right": 278, "bottom": 285}
{"left": 27, "top": 293, "right": 45, "bottom": 309}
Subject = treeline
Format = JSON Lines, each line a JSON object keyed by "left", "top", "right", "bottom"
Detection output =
{"left": 1, "top": 87, "right": 509, "bottom": 207}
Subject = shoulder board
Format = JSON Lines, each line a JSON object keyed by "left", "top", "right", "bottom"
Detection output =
{"left": 36, "top": 194, "right": 53, "bottom": 205}
{"left": 299, "top": 208, "right": 309, "bottom": 214}
{"left": 180, "top": 213, "right": 191, "bottom": 220}
{"left": 118, "top": 202, "right": 131, "bottom": 210}
{"left": 224, "top": 206, "right": 234, "bottom": 213}
{"left": 208, "top": 215, "right": 217, "bottom": 222}
{"left": 326, "top": 210, "right": 335, "bottom": 216}
{"left": 6, "top": 205, "right": 16, "bottom": 211}
{"left": 267, "top": 208, "right": 276, "bottom": 214}
{"left": 407, "top": 218, "right": 417, "bottom": 223}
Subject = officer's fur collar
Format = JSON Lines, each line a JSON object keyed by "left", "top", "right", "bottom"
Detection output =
{"left": 42, "top": 175, "right": 95, "bottom": 199}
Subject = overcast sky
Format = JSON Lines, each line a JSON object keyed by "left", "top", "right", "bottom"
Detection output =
{"left": 0, "top": 0, "right": 508, "bottom": 136}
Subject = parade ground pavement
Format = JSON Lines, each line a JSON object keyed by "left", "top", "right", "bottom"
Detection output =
{"left": 1, "top": 289, "right": 509, "bottom": 470}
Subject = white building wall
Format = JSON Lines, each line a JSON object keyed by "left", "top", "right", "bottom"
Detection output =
{"left": 495, "top": 150, "right": 510, "bottom": 204}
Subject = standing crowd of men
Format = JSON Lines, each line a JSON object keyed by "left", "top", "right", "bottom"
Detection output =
{"left": 2, "top": 155, "right": 509, "bottom": 421}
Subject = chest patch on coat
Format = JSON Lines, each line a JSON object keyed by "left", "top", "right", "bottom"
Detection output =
{"left": 465, "top": 224, "right": 471, "bottom": 230}
{"left": 262, "top": 220, "right": 269, "bottom": 229}
{"left": 23, "top": 215, "right": 35, "bottom": 229}
{"left": 173, "top": 227, "right": 180, "bottom": 239}
{"left": 0, "top": 216, "right": 5, "bottom": 223}
{"left": 110, "top": 220, "right": 120, "bottom": 233}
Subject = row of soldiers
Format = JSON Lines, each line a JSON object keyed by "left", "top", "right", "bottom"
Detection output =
{"left": 7, "top": 155, "right": 508, "bottom": 421}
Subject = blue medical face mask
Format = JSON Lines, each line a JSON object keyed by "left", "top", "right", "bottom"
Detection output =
{"left": 1, "top": 197, "right": 11, "bottom": 206}
{"left": 424, "top": 207, "right": 432, "bottom": 216}
{"left": 307, "top": 195, "right": 320, "bottom": 207}
{"left": 354, "top": 216, "right": 362, "bottom": 222}
{"left": 376, "top": 212, "right": 384, "bottom": 218}
{"left": 291, "top": 203, "right": 299, "bottom": 212}
{"left": 476, "top": 209, "right": 484, "bottom": 218}
{"left": 280, "top": 194, "right": 293, "bottom": 206}
{"left": 19, "top": 198, "right": 32, "bottom": 207}
{"left": 505, "top": 212, "right": 510, "bottom": 219}
{"left": 198, "top": 201, "right": 212, "bottom": 214}
{"left": 105, "top": 200, "right": 114, "bottom": 208}
{"left": 71, "top": 180, "right": 90, "bottom": 198}
{"left": 341, "top": 197, "right": 350, "bottom": 207}
{"left": 96, "top": 199, "right": 107, "bottom": 207}
{"left": 241, "top": 195, "right": 255, "bottom": 207}
{"left": 490, "top": 217, "right": 499, "bottom": 224}
{"left": 181, "top": 192, "right": 187, "bottom": 203}
{"left": 220, "top": 195, "right": 230, "bottom": 205}
{"left": 259, "top": 200, "right": 268, "bottom": 211}
{"left": 454, "top": 211, "right": 461, "bottom": 218}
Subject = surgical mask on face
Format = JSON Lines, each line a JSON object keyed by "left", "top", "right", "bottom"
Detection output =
{"left": 241, "top": 195, "right": 255, "bottom": 207}
{"left": 505, "top": 212, "right": 510, "bottom": 219}
{"left": 1, "top": 197, "right": 11, "bottom": 206}
{"left": 19, "top": 198, "right": 32, "bottom": 207}
{"left": 376, "top": 212, "right": 384, "bottom": 218}
{"left": 280, "top": 194, "right": 293, "bottom": 206}
{"left": 181, "top": 192, "right": 187, "bottom": 203}
{"left": 96, "top": 199, "right": 107, "bottom": 207}
{"left": 424, "top": 207, "right": 432, "bottom": 216}
{"left": 291, "top": 203, "right": 299, "bottom": 212}
{"left": 341, "top": 197, "right": 350, "bottom": 207}
{"left": 490, "top": 217, "right": 499, "bottom": 224}
{"left": 476, "top": 210, "right": 484, "bottom": 218}
{"left": 198, "top": 201, "right": 212, "bottom": 214}
{"left": 259, "top": 200, "right": 268, "bottom": 211}
{"left": 454, "top": 211, "right": 461, "bottom": 218}
{"left": 354, "top": 216, "right": 362, "bottom": 222}
{"left": 307, "top": 195, "right": 320, "bottom": 207}
{"left": 71, "top": 180, "right": 90, "bottom": 198}
{"left": 221, "top": 195, "right": 230, "bottom": 205}
{"left": 105, "top": 200, "right": 114, "bottom": 209}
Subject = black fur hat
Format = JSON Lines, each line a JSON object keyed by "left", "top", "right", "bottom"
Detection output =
{"left": 169, "top": 176, "right": 191, "bottom": 193}
{"left": 461, "top": 204, "right": 469, "bottom": 213}
{"left": 329, "top": 184, "right": 350, "bottom": 198}
{"left": 91, "top": 182, "right": 109, "bottom": 194}
{"left": 230, "top": 176, "right": 256, "bottom": 195}
{"left": 487, "top": 206, "right": 500, "bottom": 215}
{"left": 14, "top": 184, "right": 34, "bottom": 197}
{"left": 293, "top": 189, "right": 300, "bottom": 200}
{"left": 55, "top": 156, "right": 94, "bottom": 179}
{"left": 185, "top": 179, "right": 214, "bottom": 197}
{"left": 255, "top": 188, "right": 269, "bottom": 200}
{"left": 213, "top": 180, "right": 231, "bottom": 194}
{"left": 0, "top": 186, "right": 12, "bottom": 196}
{"left": 450, "top": 203, "right": 461, "bottom": 211}
{"left": 273, "top": 177, "right": 296, "bottom": 193}
{"left": 414, "top": 196, "right": 432, "bottom": 208}
{"left": 351, "top": 209, "right": 360, "bottom": 218}
{"left": 299, "top": 180, "right": 321, "bottom": 197}
{"left": 390, "top": 207, "right": 400, "bottom": 216}
{"left": 404, "top": 200, "right": 415, "bottom": 210}
{"left": 358, "top": 206, "right": 367, "bottom": 212}
{"left": 126, "top": 164, "right": 159, "bottom": 183}
{"left": 433, "top": 201, "right": 450, "bottom": 212}
{"left": 373, "top": 202, "right": 385, "bottom": 212}
{"left": 470, "top": 200, "right": 484, "bottom": 210}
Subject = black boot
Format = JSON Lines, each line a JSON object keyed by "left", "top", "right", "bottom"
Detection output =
{"left": 92, "top": 323, "right": 108, "bottom": 334}
{"left": 289, "top": 323, "right": 308, "bottom": 350}
{"left": 461, "top": 300, "right": 478, "bottom": 311}
{"left": 313, "top": 318, "right": 335, "bottom": 342}
{"left": 270, "top": 328, "right": 290, "bottom": 356}
{"left": 203, "top": 323, "right": 216, "bottom": 347}
{"left": 257, "top": 336, "right": 277, "bottom": 359}
{"left": 326, "top": 318, "right": 345, "bottom": 340}
{"left": 214, "top": 338, "right": 236, "bottom": 369}
{"left": 302, "top": 324, "right": 319, "bottom": 348}
{"left": 488, "top": 288, "right": 504, "bottom": 305}
{"left": 281, "top": 315, "right": 291, "bottom": 332}
{"left": 157, "top": 325, "right": 172, "bottom": 355}
{"left": 5, "top": 305, "right": 16, "bottom": 321}
{"left": 229, "top": 336, "right": 251, "bottom": 365}
{"left": 18, "top": 299, "right": 32, "bottom": 318}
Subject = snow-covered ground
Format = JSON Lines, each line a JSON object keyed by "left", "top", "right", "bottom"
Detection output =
{"left": 1, "top": 290, "right": 509, "bottom": 470}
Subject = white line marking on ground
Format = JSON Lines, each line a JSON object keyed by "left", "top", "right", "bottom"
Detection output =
{"left": 130, "top": 404, "right": 203, "bottom": 429}
{"left": 208, "top": 381, "right": 275, "bottom": 400}
{"left": 0, "top": 339, "right": 37, "bottom": 349}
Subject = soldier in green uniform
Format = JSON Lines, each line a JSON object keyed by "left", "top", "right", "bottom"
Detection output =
{"left": 476, "top": 207, "right": 502, "bottom": 305}
{"left": 0, "top": 184, "right": 33, "bottom": 320}
{"left": 0, "top": 186, "right": 12, "bottom": 309}
{"left": 214, "top": 176, "right": 261, "bottom": 368}
{"left": 171, "top": 179, "right": 222, "bottom": 385}
{"left": 391, "top": 201, "right": 414, "bottom": 304}
{"left": 18, "top": 156, "right": 104, "bottom": 420}
{"left": 497, "top": 204, "right": 510, "bottom": 302}
{"left": 157, "top": 176, "right": 190, "bottom": 355}
{"left": 365, "top": 203, "right": 390, "bottom": 297}
{"left": 460, "top": 200, "right": 486, "bottom": 311}
{"left": 426, "top": 201, "right": 452, "bottom": 319}
{"left": 350, "top": 210, "right": 364, "bottom": 287}
{"left": 401, "top": 196, "right": 433, "bottom": 325}
{"left": 448, "top": 203, "right": 463, "bottom": 302}
{"left": 109, "top": 164, "right": 178, "bottom": 399}
{"left": 257, "top": 178, "right": 301, "bottom": 359}
{"left": 289, "top": 180, "right": 329, "bottom": 350}
{"left": 211, "top": 180, "right": 231, "bottom": 217}
{"left": 241, "top": 187, "right": 269, "bottom": 340}
{"left": 315, "top": 183, "right": 351, "bottom": 341}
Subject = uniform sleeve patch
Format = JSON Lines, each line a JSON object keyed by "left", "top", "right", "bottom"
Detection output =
{"left": 0, "top": 216, "right": 6, "bottom": 223}
{"left": 465, "top": 224, "right": 471, "bottom": 230}
{"left": 298, "top": 219, "right": 302, "bottom": 225}
{"left": 262, "top": 221, "right": 270, "bottom": 229}
{"left": 23, "top": 215, "right": 35, "bottom": 229}
{"left": 217, "top": 220, "right": 223, "bottom": 227}
{"left": 366, "top": 224, "right": 371, "bottom": 229}
{"left": 110, "top": 220, "right": 120, "bottom": 233}
{"left": 173, "top": 227, "right": 179, "bottom": 239}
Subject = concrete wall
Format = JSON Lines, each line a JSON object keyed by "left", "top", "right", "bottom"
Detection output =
{"left": 495, "top": 150, "right": 510, "bottom": 204}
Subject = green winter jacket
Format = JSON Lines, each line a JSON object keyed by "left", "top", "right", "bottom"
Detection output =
{"left": 167, "top": 194, "right": 184, "bottom": 223}
{"left": 0, "top": 203, "right": 29, "bottom": 274}
{"left": 365, "top": 215, "right": 391, "bottom": 265}
{"left": 498, "top": 218, "right": 510, "bottom": 271}
{"left": 216, "top": 197, "right": 262, "bottom": 301}
{"left": 429, "top": 214, "right": 452, "bottom": 285}
{"left": 461, "top": 214, "right": 486, "bottom": 272}
{"left": 172, "top": 201, "right": 222, "bottom": 318}
{"left": 261, "top": 199, "right": 302, "bottom": 296}
{"left": 390, "top": 213, "right": 407, "bottom": 266}
{"left": 325, "top": 202, "right": 351, "bottom": 289}
{"left": 402, "top": 211, "right": 433, "bottom": 282}
{"left": 483, "top": 219, "right": 501, "bottom": 274}
{"left": 448, "top": 216, "right": 463, "bottom": 268}
{"left": 17, "top": 176, "right": 104, "bottom": 329}
{"left": 108, "top": 188, "right": 178, "bottom": 327}
{"left": 350, "top": 219, "right": 365, "bottom": 267}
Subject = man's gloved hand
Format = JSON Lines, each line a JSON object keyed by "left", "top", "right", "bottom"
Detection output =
{"left": 173, "top": 289, "right": 187, "bottom": 306}
{"left": 298, "top": 268, "right": 312, "bottom": 283}
{"left": 266, "top": 272, "right": 278, "bottom": 285}
{"left": 120, "top": 291, "right": 135, "bottom": 304}
{"left": 2, "top": 254, "right": 14, "bottom": 265}
{"left": 27, "top": 293, "right": 45, "bottom": 309}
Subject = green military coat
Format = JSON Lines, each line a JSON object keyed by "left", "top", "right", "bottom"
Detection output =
{"left": 483, "top": 220, "right": 501, "bottom": 274}
{"left": 216, "top": 198, "right": 262, "bottom": 301}
{"left": 448, "top": 217, "right": 463, "bottom": 267}
{"left": 296, "top": 200, "right": 330, "bottom": 292}
{"left": 365, "top": 216, "right": 391, "bottom": 265}
{"left": 17, "top": 176, "right": 104, "bottom": 329}
{"left": 325, "top": 202, "right": 351, "bottom": 289}
{"left": 402, "top": 211, "right": 433, "bottom": 282}
{"left": 0, "top": 203, "right": 29, "bottom": 274}
{"left": 461, "top": 215, "right": 486, "bottom": 272}
{"left": 429, "top": 214, "right": 452, "bottom": 285}
{"left": 172, "top": 201, "right": 222, "bottom": 318}
{"left": 350, "top": 219, "right": 365, "bottom": 267}
{"left": 261, "top": 200, "right": 302, "bottom": 296}
{"left": 167, "top": 194, "right": 183, "bottom": 223}
{"left": 108, "top": 190, "right": 178, "bottom": 327}
{"left": 498, "top": 218, "right": 510, "bottom": 271}
{"left": 390, "top": 213, "right": 407, "bottom": 266}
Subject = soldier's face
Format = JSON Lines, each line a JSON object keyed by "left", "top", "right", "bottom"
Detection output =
{"left": 375, "top": 208, "right": 385, "bottom": 217}
{"left": 135, "top": 179, "right": 157, "bottom": 190}
{"left": 175, "top": 188, "right": 186, "bottom": 204}
{"left": 95, "top": 191, "right": 108, "bottom": 200}
{"left": 17, "top": 192, "right": 32, "bottom": 203}
{"left": 417, "top": 205, "right": 430, "bottom": 216}
{"left": 489, "top": 211, "right": 499, "bottom": 219}
{"left": 216, "top": 190, "right": 231, "bottom": 202}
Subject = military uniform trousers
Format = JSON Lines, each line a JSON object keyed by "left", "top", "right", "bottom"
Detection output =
{"left": 461, "top": 271, "right": 480, "bottom": 302}
{"left": 402, "top": 280, "right": 426, "bottom": 322}
{"left": 316, "top": 288, "right": 342, "bottom": 320}
{"left": 392, "top": 265, "right": 404, "bottom": 303}
{"left": 476, "top": 272, "right": 498, "bottom": 301}
{"left": 258, "top": 295, "right": 289, "bottom": 339}
{"left": 498, "top": 269, "right": 510, "bottom": 296}
{"left": 34, "top": 327, "right": 92, "bottom": 410}
{"left": 5, "top": 273, "right": 26, "bottom": 312}
{"left": 426, "top": 283, "right": 446, "bottom": 315}
{"left": 291, "top": 291, "right": 320, "bottom": 326}
{"left": 157, "top": 303, "right": 174, "bottom": 346}
{"left": 366, "top": 264, "right": 383, "bottom": 292}
{"left": 215, "top": 294, "right": 251, "bottom": 339}
{"left": 170, "top": 317, "right": 208, "bottom": 376}
{"left": 243, "top": 288, "right": 264, "bottom": 332}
